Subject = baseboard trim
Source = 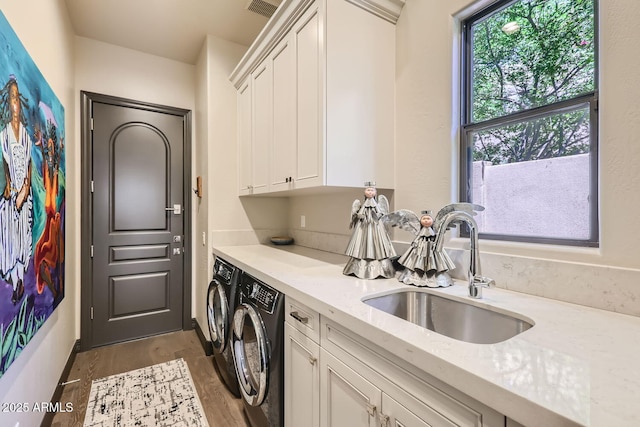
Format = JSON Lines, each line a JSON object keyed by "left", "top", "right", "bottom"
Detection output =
{"left": 40, "top": 339, "right": 81, "bottom": 427}
{"left": 193, "top": 318, "right": 213, "bottom": 356}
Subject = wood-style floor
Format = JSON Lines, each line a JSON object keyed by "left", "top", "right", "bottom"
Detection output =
{"left": 48, "top": 330, "right": 248, "bottom": 427}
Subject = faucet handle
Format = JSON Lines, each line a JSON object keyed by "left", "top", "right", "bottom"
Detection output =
{"left": 473, "top": 275, "right": 495, "bottom": 287}
{"left": 469, "top": 275, "right": 495, "bottom": 299}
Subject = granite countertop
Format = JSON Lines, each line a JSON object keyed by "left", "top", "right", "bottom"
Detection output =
{"left": 212, "top": 244, "right": 640, "bottom": 427}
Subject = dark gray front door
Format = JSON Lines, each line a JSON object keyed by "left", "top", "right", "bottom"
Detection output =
{"left": 91, "top": 100, "right": 185, "bottom": 347}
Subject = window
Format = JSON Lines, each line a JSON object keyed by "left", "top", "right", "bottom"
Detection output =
{"left": 461, "top": 0, "right": 598, "bottom": 246}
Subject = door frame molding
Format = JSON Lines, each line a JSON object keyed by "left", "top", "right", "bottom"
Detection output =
{"left": 80, "top": 91, "right": 193, "bottom": 350}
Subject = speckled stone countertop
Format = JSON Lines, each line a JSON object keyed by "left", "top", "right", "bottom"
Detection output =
{"left": 213, "top": 244, "right": 640, "bottom": 427}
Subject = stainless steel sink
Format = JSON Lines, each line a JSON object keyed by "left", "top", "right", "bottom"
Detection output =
{"left": 362, "top": 290, "right": 533, "bottom": 344}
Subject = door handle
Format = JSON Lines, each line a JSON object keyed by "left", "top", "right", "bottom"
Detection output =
{"left": 290, "top": 311, "right": 309, "bottom": 324}
{"left": 366, "top": 403, "right": 377, "bottom": 417}
{"left": 165, "top": 204, "right": 181, "bottom": 215}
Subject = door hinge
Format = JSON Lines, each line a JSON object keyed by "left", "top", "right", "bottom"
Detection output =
{"left": 91, "top": 117, "right": 94, "bottom": 131}
{"left": 91, "top": 180, "right": 94, "bottom": 193}
{"left": 90, "top": 307, "right": 94, "bottom": 320}
{"left": 90, "top": 245, "right": 94, "bottom": 258}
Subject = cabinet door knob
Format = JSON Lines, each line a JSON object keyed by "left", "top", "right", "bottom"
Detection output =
{"left": 379, "top": 413, "right": 389, "bottom": 427}
{"left": 308, "top": 355, "right": 317, "bottom": 365}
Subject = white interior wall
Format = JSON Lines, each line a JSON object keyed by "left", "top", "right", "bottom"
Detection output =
{"left": 74, "top": 37, "right": 196, "bottom": 112}
{"left": 194, "top": 35, "right": 266, "bottom": 336}
{"left": 194, "top": 38, "right": 210, "bottom": 340}
{"left": 0, "top": 1, "right": 76, "bottom": 426}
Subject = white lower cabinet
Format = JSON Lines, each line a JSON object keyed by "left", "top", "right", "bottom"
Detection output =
{"left": 285, "top": 298, "right": 321, "bottom": 427}
{"left": 321, "top": 349, "right": 441, "bottom": 427}
{"left": 319, "top": 319, "right": 504, "bottom": 427}
{"left": 285, "top": 324, "right": 320, "bottom": 427}
{"left": 284, "top": 300, "right": 505, "bottom": 427}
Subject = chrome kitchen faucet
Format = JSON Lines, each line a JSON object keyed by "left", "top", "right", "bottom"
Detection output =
{"left": 433, "top": 210, "right": 494, "bottom": 299}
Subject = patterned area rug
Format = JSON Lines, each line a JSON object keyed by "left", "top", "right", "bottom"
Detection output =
{"left": 83, "top": 358, "right": 209, "bottom": 427}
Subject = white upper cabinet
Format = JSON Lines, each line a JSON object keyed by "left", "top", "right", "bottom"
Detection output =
{"left": 238, "top": 80, "right": 253, "bottom": 195}
{"left": 270, "top": 35, "right": 297, "bottom": 192}
{"left": 323, "top": 0, "right": 396, "bottom": 189}
{"left": 293, "top": 5, "right": 322, "bottom": 189}
{"left": 251, "top": 62, "right": 272, "bottom": 194}
{"left": 230, "top": 0, "right": 403, "bottom": 195}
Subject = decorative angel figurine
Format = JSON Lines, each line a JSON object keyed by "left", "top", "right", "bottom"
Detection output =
{"left": 383, "top": 203, "right": 484, "bottom": 287}
{"left": 343, "top": 183, "right": 396, "bottom": 279}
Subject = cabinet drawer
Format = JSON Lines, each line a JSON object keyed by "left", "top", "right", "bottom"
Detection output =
{"left": 285, "top": 296, "right": 320, "bottom": 343}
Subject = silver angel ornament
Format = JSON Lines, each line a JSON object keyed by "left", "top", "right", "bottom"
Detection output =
{"left": 343, "top": 184, "right": 396, "bottom": 279}
{"left": 383, "top": 203, "right": 484, "bottom": 287}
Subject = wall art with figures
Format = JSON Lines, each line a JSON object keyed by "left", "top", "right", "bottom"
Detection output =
{"left": 0, "top": 11, "right": 65, "bottom": 377}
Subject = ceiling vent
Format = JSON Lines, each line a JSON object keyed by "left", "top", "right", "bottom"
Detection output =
{"left": 246, "top": 0, "right": 282, "bottom": 18}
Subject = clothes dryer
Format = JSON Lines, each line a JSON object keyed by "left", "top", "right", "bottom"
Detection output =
{"left": 207, "top": 256, "right": 241, "bottom": 398}
{"left": 232, "top": 272, "right": 285, "bottom": 427}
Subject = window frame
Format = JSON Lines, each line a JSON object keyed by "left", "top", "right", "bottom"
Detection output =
{"left": 459, "top": 0, "right": 599, "bottom": 247}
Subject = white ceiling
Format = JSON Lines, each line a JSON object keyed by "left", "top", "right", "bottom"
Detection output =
{"left": 64, "top": 0, "right": 271, "bottom": 65}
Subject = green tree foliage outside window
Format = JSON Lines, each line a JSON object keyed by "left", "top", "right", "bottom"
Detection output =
{"left": 470, "top": 0, "right": 595, "bottom": 165}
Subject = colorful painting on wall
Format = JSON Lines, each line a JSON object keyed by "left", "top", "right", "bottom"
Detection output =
{"left": 0, "top": 11, "right": 65, "bottom": 377}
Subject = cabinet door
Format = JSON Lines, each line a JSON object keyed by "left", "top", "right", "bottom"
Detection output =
{"left": 270, "top": 36, "right": 296, "bottom": 192}
{"left": 320, "top": 349, "right": 381, "bottom": 427}
{"left": 322, "top": 319, "right": 503, "bottom": 427}
{"left": 238, "top": 80, "right": 252, "bottom": 195}
{"left": 294, "top": 3, "right": 323, "bottom": 188}
{"left": 324, "top": 0, "right": 395, "bottom": 189}
{"left": 250, "top": 62, "right": 271, "bottom": 194}
{"left": 285, "top": 323, "right": 320, "bottom": 427}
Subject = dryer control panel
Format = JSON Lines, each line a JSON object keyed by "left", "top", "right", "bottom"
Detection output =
{"left": 214, "top": 257, "right": 235, "bottom": 284}
{"left": 239, "top": 273, "right": 280, "bottom": 315}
